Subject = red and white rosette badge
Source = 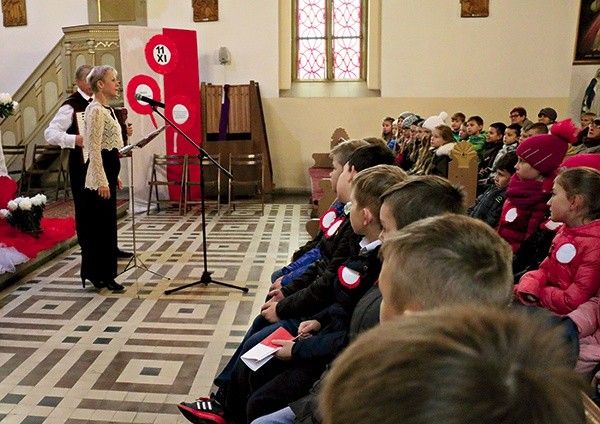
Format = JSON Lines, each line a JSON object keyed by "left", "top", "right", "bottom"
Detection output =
{"left": 338, "top": 266, "right": 361, "bottom": 289}
{"left": 145, "top": 34, "right": 179, "bottom": 75}
{"left": 126, "top": 75, "right": 162, "bottom": 128}
{"left": 166, "top": 95, "right": 197, "bottom": 153}
{"left": 320, "top": 208, "right": 338, "bottom": 232}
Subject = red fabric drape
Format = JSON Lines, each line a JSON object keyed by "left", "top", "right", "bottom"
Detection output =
{"left": 0, "top": 217, "right": 76, "bottom": 259}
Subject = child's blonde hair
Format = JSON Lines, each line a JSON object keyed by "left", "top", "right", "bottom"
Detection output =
{"left": 321, "top": 306, "right": 585, "bottom": 424}
{"left": 352, "top": 165, "right": 408, "bottom": 225}
{"left": 555, "top": 167, "right": 600, "bottom": 221}
{"left": 330, "top": 139, "right": 370, "bottom": 166}
{"left": 380, "top": 214, "right": 513, "bottom": 313}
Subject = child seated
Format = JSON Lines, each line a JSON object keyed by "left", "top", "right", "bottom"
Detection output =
{"left": 177, "top": 145, "right": 398, "bottom": 422}
{"left": 380, "top": 116, "right": 394, "bottom": 143}
{"left": 410, "top": 112, "right": 447, "bottom": 175}
{"left": 248, "top": 181, "right": 479, "bottom": 424}
{"left": 427, "top": 124, "right": 456, "bottom": 177}
{"left": 271, "top": 139, "right": 369, "bottom": 287}
{"left": 479, "top": 122, "right": 506, "bottom": 172}
{"left": 322, "top": 305, "right": 585, "bottom": 424}
{"left": 512, "top": 153, "right": 600, "bottom": 280}
{"left": 496, "top": 119, "right": 575, "bottom": 252}
{"left": 465, "top": 115, "right": 486, "bottom": 159}
{"left": 515, "top": 166, "right": 600, "bottom": 314}
{"left": 179, "top": 165, "right": 407, "bottom": 424}
{"left": 468, "top": 152, "right": 517, "bottom": 228}
{"left": 574, "top": 112, "right": 596, "bottom": 154}
{"left": 490, "top": 123, "right": 520, "bottom": 171}
{"left": 450, "top": 111, "right": 465, "bottom": 141}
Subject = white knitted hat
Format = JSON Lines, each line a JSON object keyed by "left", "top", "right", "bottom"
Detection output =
{"left": 422, "top": 111, "right": 449, "bottom": 132}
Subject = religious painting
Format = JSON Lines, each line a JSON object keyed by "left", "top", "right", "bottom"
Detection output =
{"left": 193, "top": 0, "right": 218, "bottom": 22}
{"left": 575, "top": 0, "right": 600, "bottom": 64}
{"left": 460, "top": 0, "right": 489, "bottom": 18}
{"left": 2, "top": 0, "right": 27, "bottom": 27}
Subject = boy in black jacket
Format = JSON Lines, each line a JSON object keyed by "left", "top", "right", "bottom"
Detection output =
{"left": 468, "top": 151, "right": 517, "bottom": 228}
{"left": 177, "top": 144, "right": 397, "bottom": 422}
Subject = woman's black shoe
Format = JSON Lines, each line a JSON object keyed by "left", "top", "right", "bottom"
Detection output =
{"left": 82, "top": 277, "right": 105, "bottom": 289}
{"left": 105, "top": 280, "right": 125, "bottom": 292}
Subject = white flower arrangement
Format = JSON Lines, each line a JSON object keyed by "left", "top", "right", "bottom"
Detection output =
{"left": 0, "top": 92, "right": 18, "bottom": 119}
{"left": 1, "top": 194, "right": 47, "bottom": 234}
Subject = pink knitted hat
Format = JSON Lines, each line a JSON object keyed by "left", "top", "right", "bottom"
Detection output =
{"left": 516, "top": 119, "right": 577, "bottom": 176}
{"left": 560, "top": 153, "right": 600, "bottom": 172}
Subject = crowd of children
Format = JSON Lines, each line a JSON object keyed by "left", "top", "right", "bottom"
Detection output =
{"left": 176, "top": 105, "right": 600, "bottom": 424}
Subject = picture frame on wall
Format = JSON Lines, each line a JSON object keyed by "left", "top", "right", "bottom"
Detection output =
{"left": 2, "top": 0, "right": 27, "bottom": 27}
{"left": 460, "top": 0, "right": 489, "bottom": 18}
{"left": 575, "top": 0, "right": 600, "bottom": 64}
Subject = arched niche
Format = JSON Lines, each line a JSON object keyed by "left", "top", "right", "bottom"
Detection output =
{"left": 44, "top": 81, "right": 59, "bottom": 114}
{"left": 75, "top": 54, "right": 86, "bottom": 69}
{"left": 101, "top": 53, "right": 116, "bottom": 67}
{"left": 1, "top": 130, "right": 16, "bottom": 145}
{"left": 22, "top": 106, "right": 37, "bottom": 139}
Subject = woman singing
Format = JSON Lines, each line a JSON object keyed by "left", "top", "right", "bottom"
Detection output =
{"left": 80, "top": 65, "right": 125, "bottom": 291}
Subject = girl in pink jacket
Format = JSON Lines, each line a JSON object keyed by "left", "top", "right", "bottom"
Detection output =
{"left": 515, "top": 165, "right": 600, "bottom": 314}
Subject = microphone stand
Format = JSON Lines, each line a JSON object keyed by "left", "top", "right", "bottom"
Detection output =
{"left": 147, "top": 105, "right": 249, "bottom": 294}
{"left": 118, "top": 130, "right": 169, "bottom": 282}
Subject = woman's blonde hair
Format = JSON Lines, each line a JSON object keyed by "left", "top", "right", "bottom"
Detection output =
{"left": 87, "top": 65, "right": 117, "bottom": 93}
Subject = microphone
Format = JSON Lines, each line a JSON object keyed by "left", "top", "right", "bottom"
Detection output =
{"left": 134, "top": 93, "right": 165, "bottom": 108}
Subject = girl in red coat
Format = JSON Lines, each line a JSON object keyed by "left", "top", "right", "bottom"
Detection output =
{"left": 515, "top": 163, "right": 600, "bottom": 314}
{"left": 496, "top": 119, "right": 576, "bottom": 252}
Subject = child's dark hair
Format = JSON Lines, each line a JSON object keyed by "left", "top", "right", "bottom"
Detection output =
{"left": 382, "top": 116, "right": 394, "bottom": 124}
{"left": 467, "top": 115, "right": 484, "bottom": 126}
{"left": 490, "top": 122, "right": 506, "bottom": 137}
{"left": 506, "top": 123, "right": 522, "bottom": 137}
{"left": 380, "top": 176, "right": 466, "bottom": 230}
{"left": 347, "top": 144, "right": 395, "bottom": 172}
{"left": 555, "top": 167, "right": 600, "bottom": 221}
{"left": 494, "top": 151, "right": 518, "bottom": 174}
{"left": 451, "top": 112, "right": 466, "bottom": 122}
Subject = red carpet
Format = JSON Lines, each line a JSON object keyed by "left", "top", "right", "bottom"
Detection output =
{"left": 0, "top": 217, "right": 76, "bottom": 259}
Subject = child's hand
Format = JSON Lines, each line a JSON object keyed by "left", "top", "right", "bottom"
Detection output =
{"left": 261, "top": 301, "right": 281, "bottom": 323}
{"left": 298, "top": 320, "right": 321, "bottom": 337}
{"left": 270, "top": 277, "right": 283, "bottom": 291}
{"left": 267, "top": 289, "right": 284, "bottom": 302}
{"left": 272, "top": 339, "right": 294, "bottom": 360}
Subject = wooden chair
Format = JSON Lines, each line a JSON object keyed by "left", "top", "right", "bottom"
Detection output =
{"left": 228, "top": 153, "right": 264, "bottom": 214}
{"left": 24, "top": 144, "right": 68, "bottom": 201}
{"left": 2, "top": 144, "right": 27, "bottom": 195}
{"left": 184, "top": 153, "right": 221, "bottom": 214}
{"left": 146, "top": 154, "right": 187, "bottom": 215}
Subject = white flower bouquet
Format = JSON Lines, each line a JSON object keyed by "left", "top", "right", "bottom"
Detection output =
{"left": 0, "top": 92, "right": 18, "bottom": 119}
{"left": 0, "top": 194, "right": 47, "bottom": 235}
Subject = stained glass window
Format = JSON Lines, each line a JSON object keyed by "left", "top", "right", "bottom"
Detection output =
{"left": 295, "top": 0, "right": 366, "bottom": 81}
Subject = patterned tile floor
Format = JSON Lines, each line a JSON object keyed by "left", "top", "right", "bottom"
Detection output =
{"left": 0, "top": 202, "right": 312, "bottom": 423}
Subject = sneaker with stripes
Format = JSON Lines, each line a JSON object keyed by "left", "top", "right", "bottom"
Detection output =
{"left": 177, "top": 397, "right": 228, "bottom": 424}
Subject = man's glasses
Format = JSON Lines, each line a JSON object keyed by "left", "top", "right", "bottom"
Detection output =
{"left": 510, "top": 114, "right": 520, "bottom": 118}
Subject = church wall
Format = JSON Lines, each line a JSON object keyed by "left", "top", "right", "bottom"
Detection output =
{"left": 0, "top": 0, "right": 594, "bottom": 191}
